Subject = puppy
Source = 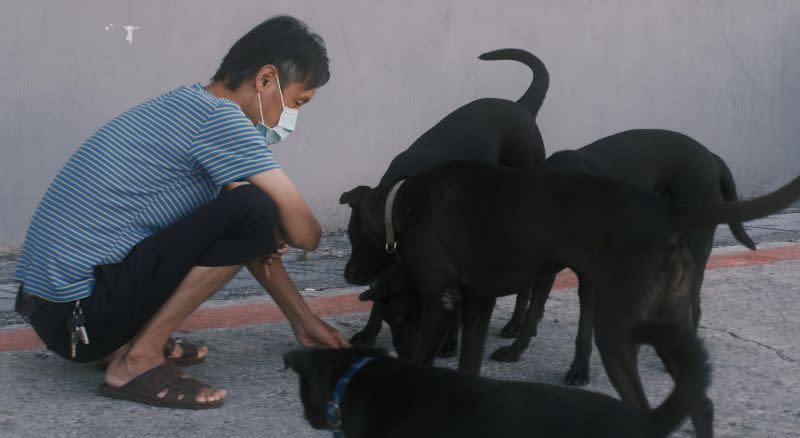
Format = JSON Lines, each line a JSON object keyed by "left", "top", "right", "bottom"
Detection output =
{"left": 338, "top": 159, "right": 800, "bottom": 437}
{"left": 285, "top": 321, "right": 710, "bottom": 438}
{"left": 348, "top": 48, "right": 549, "bottom": 348}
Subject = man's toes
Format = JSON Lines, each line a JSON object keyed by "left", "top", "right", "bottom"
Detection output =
{"left": 195, "top": 388, "right": 225, "bottom": 403}
{"left": 197, "top": 346, "right": 209, "bottom": 359}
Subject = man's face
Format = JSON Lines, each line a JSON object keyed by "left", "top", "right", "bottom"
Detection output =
{"left": 260, "top": 79, "right": 316, "bottom": 127}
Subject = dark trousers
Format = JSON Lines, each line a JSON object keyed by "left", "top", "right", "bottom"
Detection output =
{"left": 20, "top": 185, "right": 278, "bottom": 362}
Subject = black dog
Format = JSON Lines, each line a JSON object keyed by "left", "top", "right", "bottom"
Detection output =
{"left": 347, "top": 48, "right": 549, "bottom": 351}
{"left": 339, "top": 158, "right": 800, "bottom": 437}
{"left": 358, "top": 130, "right": 755, "bottom": 369}
{"left": 285, "top": 322, "right": 710, "bottom": 438}
{"left": 490, "top": 130, "right": 756, "bottom": 372}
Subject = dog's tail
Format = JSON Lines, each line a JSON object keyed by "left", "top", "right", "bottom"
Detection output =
{"left": 715, "top": 154, "right": 757, "bottom": 250}
{"left": 670, "top": 173, "right": 800, "bottom": 232}
{"left": 631, "top": 321, "right": 710, "bottom": 436}
{"left": 479, "top": 48, "right": 549, "bottom": 118}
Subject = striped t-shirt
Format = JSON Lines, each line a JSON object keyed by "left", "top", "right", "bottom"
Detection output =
{"left": 14, "top": 83, "right": 279, "bottom": 302}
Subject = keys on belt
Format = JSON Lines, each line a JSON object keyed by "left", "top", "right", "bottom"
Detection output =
{"left": 15, "top": 284, "right": 91, "bottom": 359}
{"left": 68, "top": 301, "right": 90, "bottom": 359}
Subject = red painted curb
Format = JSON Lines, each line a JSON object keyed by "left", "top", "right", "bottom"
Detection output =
{"left": 2, "top": 244, "right": 799, "bottom": 352}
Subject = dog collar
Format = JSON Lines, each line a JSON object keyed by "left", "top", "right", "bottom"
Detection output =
{"left": 327, "top": 357, "right": 375, "bottom": 438}
{"left": 384, "top": 179, "right": 406, "bottom": 254}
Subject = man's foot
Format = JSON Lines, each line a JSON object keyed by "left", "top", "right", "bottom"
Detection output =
{"left": 104, "top": 346, "right": 225, "bottom": 406}
{"left": 164, "top": 339, "right": 208, "bottom": 366}
{"left": 96, "top": 338, "right": 208, "bottom": 370}
{"left": 100, "top": 361, "right": 225, "bottom": 409}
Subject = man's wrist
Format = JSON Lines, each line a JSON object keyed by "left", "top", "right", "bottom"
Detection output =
{"left": 286, "top": 305, "right": 315, "bottom": 327}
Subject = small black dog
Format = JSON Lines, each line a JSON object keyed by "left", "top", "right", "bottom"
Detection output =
{"left": 348, "top": 48, "right": 549, "bottom": 350}
{"left": 339, "top": 159, "right": 800, "bottom": 437}
{"left": 285, "top": 321, "right": 710, "bottom": 438}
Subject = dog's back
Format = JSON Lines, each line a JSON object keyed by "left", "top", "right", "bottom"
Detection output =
{"left": 286, "top": 322, "right": 709, "bottom": 438}
{"left": 546, "top": 129, "right": 757, "bottom": 249}
{"left": 546, "top": 130, "right": 719, "bottom": 197}
{"left": 379, "top": 49, "right": 548, "bottom": 185}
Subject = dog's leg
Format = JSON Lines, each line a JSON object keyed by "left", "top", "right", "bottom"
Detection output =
{"left": 684, "top": 229, "right": 714, "bottom": 330}
{"left": 500, "top": 289, "right": 531, "bottom": 338}
{"left": 692, "top": 397, "right": 715, "bottom": 438}
{"left": 490, "top": 274, "right": 556, "bottom": 363}
{"left": 458, "top": 296, "right": 497, "bottom": 375}
{"left": 438, "top": 317, "right": 459, "bottom": 358}
{"left": 350, "top": 303, "right": 384, "bottom": 346}
{"left": 564, "top": 277, "right": 595, "bottom": 386}
{"left": 595, "top": 325, "right": 650, "bottom": 409}
{"left": 412, "top": 294, "right": 455, "bottom": 367}
{"left": 657, "top": 284, "right": 715, "bottom": 438}
{"left": 654, "top": 340, "right": 715, "bottom": 438}
{"left": 685, "top": 275, "right": 715, "bottom": 438}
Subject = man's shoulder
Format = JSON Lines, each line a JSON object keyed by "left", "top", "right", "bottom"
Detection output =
{"left": 135, "top": 83, "right": 235, "bottom": 119}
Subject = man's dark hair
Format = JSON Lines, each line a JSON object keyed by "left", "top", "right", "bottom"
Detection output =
{"left": 212, "top": 15, "right": 330, "bottom": 90}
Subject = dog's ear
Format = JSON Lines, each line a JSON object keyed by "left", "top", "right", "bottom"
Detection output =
{"left": 339, "top": 186, "right": 371, "bottom": 207}
{"left": 283, "top": 349, "right": 314, "bottom": 372}
{"left": 359, "top": 284, "right": 390, "bottom": 302}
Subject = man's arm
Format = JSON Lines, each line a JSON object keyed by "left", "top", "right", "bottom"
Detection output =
{"left": 246, "top": 169, "right": 322, "bottom": 251}
{"left": 246, "top": 257, "right": 348, "bottom": 348}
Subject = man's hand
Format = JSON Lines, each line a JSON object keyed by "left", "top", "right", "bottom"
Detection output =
{"left": 257, "top": 228, "right": 291, "bottom": 279}
{"left": 245, "top": 252, "right": 348, "bottom": 349}
{"left": 292, "top": 314, "right": 350, "bottom": 348}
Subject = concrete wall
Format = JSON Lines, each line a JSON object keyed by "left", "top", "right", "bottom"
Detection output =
{"left": 1, "top": 0, "right": 799, "bottom": 243}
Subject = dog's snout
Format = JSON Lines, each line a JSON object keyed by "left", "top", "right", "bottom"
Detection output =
{"left": 344, "top": 261, "right": 375, "bottom": 286}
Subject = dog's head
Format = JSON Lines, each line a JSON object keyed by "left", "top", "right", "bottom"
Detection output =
{"left": 283, "top": 347, "right": 391, "bottom": 430}
{"left": 359, "top": 264, "right": 420, "bottom": 358}
{"left": 340, "top": 185, "right": 397, "bottom": 285}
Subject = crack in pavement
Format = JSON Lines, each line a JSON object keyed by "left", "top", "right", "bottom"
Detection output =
{"left": 700, "top": 324, "right": 799, "bottom": 364}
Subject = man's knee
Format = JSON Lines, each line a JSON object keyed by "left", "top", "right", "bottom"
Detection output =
{"left": 227, "top": 184, "right": 278, "bottom": 226}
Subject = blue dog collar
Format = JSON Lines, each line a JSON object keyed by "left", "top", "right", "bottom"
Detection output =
{"left": 327, "top": 356, "right": 375, "bottom": 438}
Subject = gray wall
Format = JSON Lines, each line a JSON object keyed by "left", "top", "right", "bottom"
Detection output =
{"left": 1, "top": 0, "right": 799, "bottom": 244}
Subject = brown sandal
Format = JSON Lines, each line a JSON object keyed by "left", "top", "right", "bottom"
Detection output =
{"left": 98, "top": 361, "right": 224, "bottom": 409}
{"left": 95, "top": 338, "right": 206, "bottom": 371}
{"left": 164, "top": 338, "right": 206, "bottom": 367}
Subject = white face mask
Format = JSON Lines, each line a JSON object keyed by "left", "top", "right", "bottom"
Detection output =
{"left": 256, "top": 74, "right": 298, "bottom": 145}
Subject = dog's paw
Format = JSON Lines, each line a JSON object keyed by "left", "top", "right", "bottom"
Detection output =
{"left": 563, "top": 366, "right": 590, "bottom": 386}
{"left": 349, "top": 331, "right": 377, "bottom": 346}
{"left": 489, "top": 345, "right": 523, "bottom": 363}
{"left": 438, "top": 340, "right": 458, "bottom": 358}
{"left": 499, "top": 321, "right": 521, "bottom": 338}
{"left": 441, "top": 288, "right": 463, "bottom": 311}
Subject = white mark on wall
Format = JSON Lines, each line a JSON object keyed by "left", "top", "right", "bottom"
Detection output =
{"left": 123, "top": 25, "right": 140, "bottom": 45}
{"left": 103, "top": 23, "right": 141, "bottom": 45}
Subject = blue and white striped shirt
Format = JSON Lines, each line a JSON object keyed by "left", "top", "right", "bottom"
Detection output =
{"left": 14, "top": 83, "right": 279, "bottom": 302}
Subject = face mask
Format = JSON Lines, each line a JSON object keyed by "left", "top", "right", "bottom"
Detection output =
{"left": 256, "top": 74, "right": 298, "bottom": 145}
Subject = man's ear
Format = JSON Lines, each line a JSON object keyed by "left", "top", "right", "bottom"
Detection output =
{"left": 339, "top": 186, "right": 371, "bottom": 207}
{"left": 255, "top": 64, "right": 279, "bottom": 92}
